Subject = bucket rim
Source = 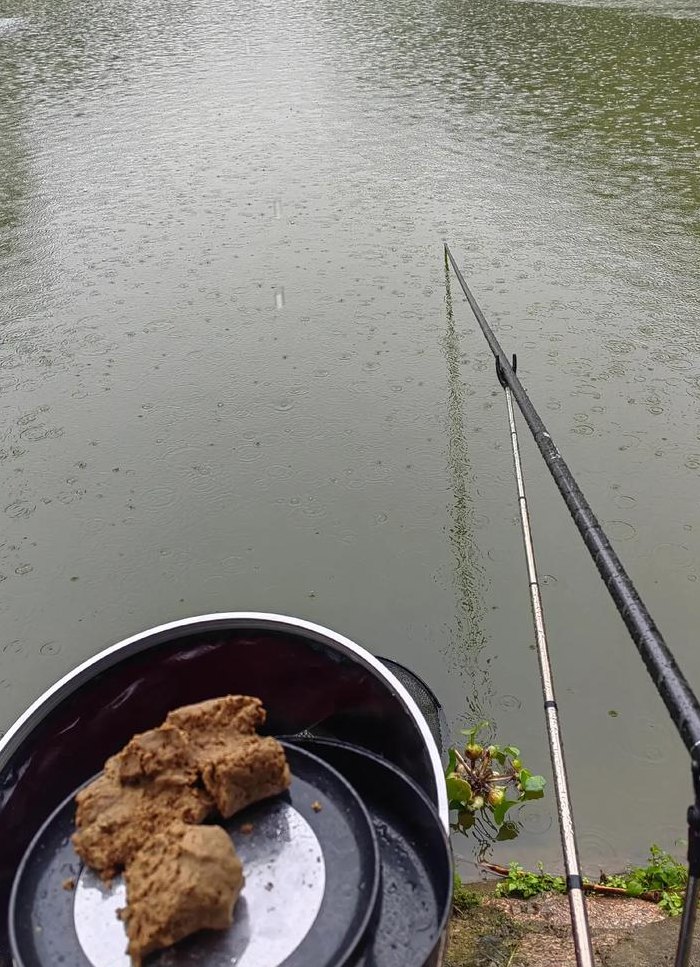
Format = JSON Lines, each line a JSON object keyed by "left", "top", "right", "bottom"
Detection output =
{"left": 0, "top": 612, "right": 449, "bottom": 828}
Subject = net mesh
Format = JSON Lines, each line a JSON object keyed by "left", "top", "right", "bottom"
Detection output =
{"left": 377, "top": 657, "right": 450, "bottom": 758}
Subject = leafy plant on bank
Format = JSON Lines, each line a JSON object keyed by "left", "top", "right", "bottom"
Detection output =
{"left": 495, "top": 846, "right": 688, "bottom": 916}
{"left": 603, "top": 845, "right": 688, "bottom": 916}
{"left": 446, "top": 721, "right": 546, "bottom": 842}
{"left": 496, "top": 862, "right": 566, "bottom": 899}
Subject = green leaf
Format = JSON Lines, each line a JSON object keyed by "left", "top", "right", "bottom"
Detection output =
{"left": 503, "top": 746, "right": 520, "bottom": 758}
{"left": 446, "top": 773, "right": 473, "bottom": 804}
{"left": 626, "top": 880, "right": 644, "bottom": 897}
{"left": 523, "top": 774, "right": 546, "bottom": 793}
{"left": 460, "top": 721, "right": 489, "bottom": 744}
{"left": 660, "top": 891, "right": 684, "bottom": 916}
{"left": 521, "top": 788, "right": 545, "bottom": 801}
{"left": 492, "top": 797, "right": 519, "bottom": 826}
{"left": 604, "top": 874, "right": 628, "bottom": 890}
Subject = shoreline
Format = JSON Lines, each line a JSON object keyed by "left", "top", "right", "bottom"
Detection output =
{"left": 446, "top": 881, "right": 695, "bottom": 966}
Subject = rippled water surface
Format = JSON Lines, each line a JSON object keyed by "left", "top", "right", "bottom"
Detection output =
{"left": 1, "top": 0, "right": 699, "bottom": 874}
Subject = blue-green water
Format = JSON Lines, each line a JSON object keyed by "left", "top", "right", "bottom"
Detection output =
{"left": 1, "top": 0, "right": 698, "bottom": 876}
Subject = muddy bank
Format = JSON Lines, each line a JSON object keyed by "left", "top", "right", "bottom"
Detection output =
{"left": 446, "top": 883, "right": 700, "bottom": 967}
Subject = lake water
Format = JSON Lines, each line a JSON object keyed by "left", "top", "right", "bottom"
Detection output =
{"left": 1, "top": 0, "right": 698, "bottom": 877}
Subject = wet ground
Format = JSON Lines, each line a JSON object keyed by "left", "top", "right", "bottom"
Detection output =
{"left": 447, "top": 885, "right": 697, "bottom": 967}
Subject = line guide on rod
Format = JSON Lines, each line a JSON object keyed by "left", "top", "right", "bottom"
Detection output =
{"left": 444, "top": 242, "right": 700, "bottom": 967}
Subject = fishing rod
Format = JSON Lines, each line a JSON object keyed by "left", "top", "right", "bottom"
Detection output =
{"left": 444, "top": 243, "right": 700, "bottom": 967}
{"left": 502, "top": 372, "right": 595, "bottom": 966}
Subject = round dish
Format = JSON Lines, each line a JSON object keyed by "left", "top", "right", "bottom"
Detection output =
{"left": 9, "top": 743, "right": 380, "bottom": 967}
{"left": 287, "top": 737, "right": 453, "bottom": 967}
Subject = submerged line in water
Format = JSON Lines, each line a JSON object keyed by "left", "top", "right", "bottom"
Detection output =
{"left": 442, "top": 257, "right": 493, "bottom": 724}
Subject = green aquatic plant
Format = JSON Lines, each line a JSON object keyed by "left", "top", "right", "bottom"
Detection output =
{"left": 445, "top": 721, "right": 546, "bottom": 842}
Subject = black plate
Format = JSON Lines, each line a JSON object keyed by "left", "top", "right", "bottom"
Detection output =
{"left": 9, "top": 743, "right": 380, "bottom": 967}
{"left": 287, "top": 738, "right": 453, "bottom": 967}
